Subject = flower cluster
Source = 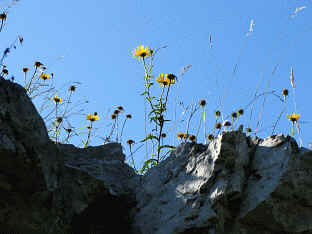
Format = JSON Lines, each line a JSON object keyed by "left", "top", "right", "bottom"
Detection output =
{"left": 86, "top": 112, "right": 99, "bottom": 122}
{"left": 156, "top": 73, "right": 175, "bottom": 87}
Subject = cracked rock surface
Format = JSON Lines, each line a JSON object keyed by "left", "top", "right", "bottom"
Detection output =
{"left": 132, "top": 132, "right": 312, "bottom": 234}
{"left": 1, "top": 78, "right": 312, "bottom": 234}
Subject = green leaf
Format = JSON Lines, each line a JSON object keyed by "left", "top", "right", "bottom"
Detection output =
{"left": 158, "top": 145, "right": 176, "bottom": 150}
{"left": 145, "top": 82, "right": 154, "bottom": 88}
{"left": 140, "top": 134, "right": 158, "bottom": 142}
{"left": 141, "top": 91, "right": 148, "bottom": 96}
{"left": 139, "top": 159, "right": 158, "bottom": 174}
{"left": 78, "top": 124, "right": 89, "bottom": 131}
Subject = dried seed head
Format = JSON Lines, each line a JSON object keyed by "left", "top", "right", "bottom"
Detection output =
{"left": 246, "top": 127, "right": 252, "bottom": 133}
{"left": 189, "top": 135, "right": 196, "bottom": 142}
{"left": 166, "top": 73, "right": 176, "bottom": 80}
{"left": 69, "top": 85, "right": 76, "bottom": 92}
{"left": 231, "top": 112, "right": 238, "bottom": 119}
{"left": 200, "top": 99, "right": 206, "bottom": 107}
{"left": 161, "top": 133, "right": 167, "bottom": 138}
{"left": 223, "top": 120, "right": 231, "bottom": 127}
{"left": 127, "top": 139, "right": 135, "bottom": 145}
{"left": 215, "top": 122, "right": 222, "bottom": 129}
{"left": 22, "top": 67, "right": 29, "bottom": 73}
{"left": 113, "top": 109, "right": 120, "bottom": 115}
{"left": 117, "top": 106, "right": 124, "bottom": 111}
{"left": 237, "top": 109, "right": 244, "bottom": 116}
{"left": 111, "top": 114, "right": 117, "bottom": 120}
{"left": 214, "top": 110, "right": 221, "bottom": 117}
{"left": 34, "top": 61, "right": 43, "bottom": 68}
{"left": 282, "top": 89, "right": 289, "bottom": 97}
{"left": 2, "top": 69, "right": 8, "bottom": 75}
{"left": 126, "top": 114, "right": 132, "bottom": 119}
{"left": 56, "top": 117, "right": 63, "bottom": 123}
{"left": 0, "top": 12, "right": 7, "bottom": 21}
{"left": 207, "top": 134, "right": 214, "bottom": 141}
{"left": 65, "top": 128, "right": 72, "bottom": 133}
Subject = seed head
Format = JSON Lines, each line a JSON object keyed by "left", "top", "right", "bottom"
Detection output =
{"left": 237, "top": 109, "right": 244, "bottom": 116}
{"left": 282, "top": 89, "right": 289, "bottom": 97}
{"left": 34, "top": 61, "right": 43, "bottom": 68}
{"left": 0, "top": 12, "right": 7, "bottom": 21}
{"left": 56, "top": 117, "right": 63, "bottom": 123}
{"left": 113, "top": 109, "right": 120, "bottom": 115}
{"left": 65, "top": 128, "right": 72, "bottom": 133}
{"left": 223, "top": 120, "right": 231, "bottom": 127}
{"left": 22, "top": 67, "right": 29, "bottom": 73}
{"left": 111, "top": 114, "right": 117, "bottom": 120}
{"left": 2, "top": 69, "right": 8, "bottom": 75}
{"left": 161, "top": 133, "right": 167, "bottom": 138}
{"left": 189, "top": 135, "right": 196, "bottom": 142}
{"left": 246, "top": 128, "right": 252, "bottom": 133}
{"left": 69, "top": 85, "right": 76, "bottom": 92}
{"left": 126, "top": 114, "right": 132, "bottom": 119}
{"left": 214, "top": 110, "right": 221, "bottom": 118}
{"left": 127, "top": 139, "right": 135, "bottom": 145}
{"left": 166, "top": 73, "right": 176, "bottom": 81}
{"left": 117, "top": 106, "right": 124, "bottom": 111}
{"left": 214, "top": 122, "right": 222, "bottom": 129}
{"left": 200, "top": 99, "right": 206, "bottom": 107}
{"left": 207, "top": 134, "right": 214, "bottom": 141}
{"left": 231, "top": 112, "right": 238, "bottom": 119}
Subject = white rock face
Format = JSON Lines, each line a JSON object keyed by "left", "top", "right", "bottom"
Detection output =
{"left": 132, "top": 132, "right": 312, "bottom": 234}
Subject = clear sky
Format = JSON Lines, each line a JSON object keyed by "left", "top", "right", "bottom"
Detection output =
{"left": 1, "top": 0, "right": 311, "bottom": 169}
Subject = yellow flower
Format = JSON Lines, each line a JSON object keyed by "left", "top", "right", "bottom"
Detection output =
{"left": 132, "top": 45, "right": 151, "bottom": 60}
{"left": 177, "top": 132, "right": 185, "bottom": 139}
{"left": 286, "top": 113, "right": 301, "bottom": 122}
{"left": 156, "top": 73, "right": 166, "bottom": 86}
{"left": 86, "top": 113, "right": 99, "bottom": 122}
{"left": 52, "top": 95, "right": 62, "bottom": 104}
{"left": 156, "top": 73, "right": 175, "bottom": 87}
{"left": 40, "top": 73, "right": 50, "bottom": 81}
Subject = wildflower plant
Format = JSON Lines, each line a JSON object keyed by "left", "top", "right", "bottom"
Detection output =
{"left": 132, "top": 45, "right": 177, "bottom": 173}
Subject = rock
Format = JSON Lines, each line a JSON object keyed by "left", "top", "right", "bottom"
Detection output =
{"left": 0, "top": 79, "right": 139, "bottom": 233}
{"left": 132, "top": 131, "right": 312, "bottom": 234}
{"left": 1, "top": 78, "right": 312, "bottom": 234}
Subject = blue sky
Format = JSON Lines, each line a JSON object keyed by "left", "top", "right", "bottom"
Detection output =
{"left": 1, "top": 0, "right": 311, "bottom": 169}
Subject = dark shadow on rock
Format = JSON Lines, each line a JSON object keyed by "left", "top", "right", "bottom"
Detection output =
{"left": 71, "top": 193, "right": 135, "bottom": 234}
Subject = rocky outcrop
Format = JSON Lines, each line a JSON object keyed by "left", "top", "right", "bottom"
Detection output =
{"left": 1, "top": 78, "right": 312, "bottom": 234}
{"left": 0, "top": 79, "right": 139, "bottom": 233}
{"left": 133, "top": 132, "right": 312, "bottom": 234}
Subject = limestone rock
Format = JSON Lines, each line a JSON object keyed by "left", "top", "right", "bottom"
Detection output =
{"left": 1, "top": 78, "right": 312, "bottom": 234}
{"left": 0, "top": 79, "right": 139, "bottom": 233}
{"left": 132, "top": 132, "right": 312, "bottom": 234}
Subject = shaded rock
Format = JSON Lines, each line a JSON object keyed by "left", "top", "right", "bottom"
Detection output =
{"left": 1, "top": 78, "right": 312, "bottom": 234}
{"left": 0, "top": 79, "right": 139, "bottom": 233}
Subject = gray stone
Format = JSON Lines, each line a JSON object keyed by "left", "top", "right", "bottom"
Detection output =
{"left": 1, "top": 78, "right": 312, "bottom": 234}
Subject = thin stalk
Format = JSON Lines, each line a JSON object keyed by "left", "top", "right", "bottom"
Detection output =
{"left": 120, "top": 118, "right": 127, "bottom": 143}
{"left": 84, "top": 122, "right": 93, "bottom": 148}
